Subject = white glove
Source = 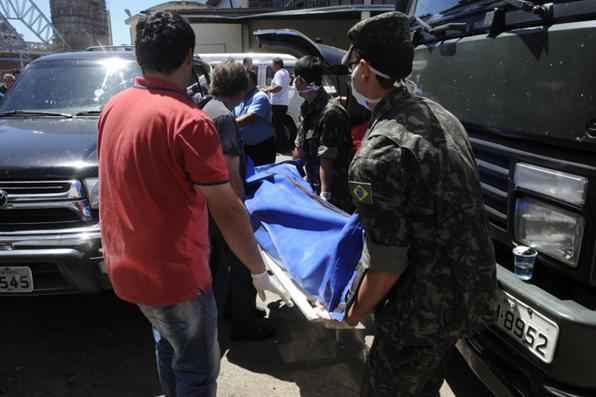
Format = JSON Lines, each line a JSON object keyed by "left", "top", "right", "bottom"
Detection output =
{"left": 320, "top": 191, "right": 332, "bottom": 202}
{"left": 251, "top": 271, "right": 292, "bottom": 305}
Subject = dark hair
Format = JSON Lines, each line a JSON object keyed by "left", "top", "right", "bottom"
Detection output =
{"left": 294, "top": 56, "right": 323, "bottom": 86}
{"left": 135, "top": 11, "right": 195, "bottom": 74}
{"left": 242, "top": 57, "right": 253, "bottom": 65}
{"left": 194, "top": 58, "right": 211, "bottom": 79}
{"left": 210, "top": 61, "right": 249, "bottom": 97}
{"left": 272, "top": 57, "right": 284, "bottom": 68}
{"left": 246, "top": 69, "right": 258, "bottom": 86}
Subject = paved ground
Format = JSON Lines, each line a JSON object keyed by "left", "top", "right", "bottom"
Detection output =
{"left": 0, "top": 292, "right": 492, "bottom": 397}
{"left": 0, "top": 155, "right": 495, "bottom": 397}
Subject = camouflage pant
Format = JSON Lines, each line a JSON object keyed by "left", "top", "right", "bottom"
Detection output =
{"left": 361, "top": 333, "right": 457, "bottom": 397}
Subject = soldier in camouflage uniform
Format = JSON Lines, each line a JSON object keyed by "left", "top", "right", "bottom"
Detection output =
{"left": 340, "top": 12, "right": 498, "bottom": 397}
{"left": 293, "top": 56, "right": 353, "bottom": 212}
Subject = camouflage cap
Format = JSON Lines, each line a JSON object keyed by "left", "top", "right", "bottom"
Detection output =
{"left": 342, "top": 12, "right": 414, "bottom": 81}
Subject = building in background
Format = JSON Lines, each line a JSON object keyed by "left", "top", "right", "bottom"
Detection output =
{"left": 0, "top": 14, "right": 25, "bottom": 73}
{"left": 0, "top": 3, "right": 58, "bottom": 73}
{"left": 126, "top": 0, "right": 393, "bottom": 54}
{"left": 50, "top": 0, "right": 112, "bottom": 50}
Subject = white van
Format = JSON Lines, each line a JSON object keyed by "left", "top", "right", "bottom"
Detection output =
{"left": 197, "top": 52, "right": 303, "bottom": 134}
{"left": 194, "top": 47, "right": 346, "bottom": 153}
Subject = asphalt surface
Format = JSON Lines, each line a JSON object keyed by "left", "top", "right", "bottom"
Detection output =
{"left": 0, "top": 292, "right": 493, "bottom": 397}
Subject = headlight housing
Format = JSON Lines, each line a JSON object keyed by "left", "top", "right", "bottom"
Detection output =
{"left": 515, "top": 197, "right": 584, "bottom": 267}
{"left": 514, "top": 163, "right": 587, "bottom": 206}
{"left": 83, "top": 178, "right": 99, "bottom": 210}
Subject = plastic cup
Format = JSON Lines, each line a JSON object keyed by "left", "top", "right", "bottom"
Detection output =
{"left": 513, "top": 246, "right": 538, "bottom": 281}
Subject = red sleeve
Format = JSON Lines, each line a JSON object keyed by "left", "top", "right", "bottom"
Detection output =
{"left": 175, "top": 116, "right": 230, "bottom": 185}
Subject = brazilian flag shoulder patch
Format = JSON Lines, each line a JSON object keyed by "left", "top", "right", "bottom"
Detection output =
{"left": 349, "top": 181, "right": 373, "bottom": 205}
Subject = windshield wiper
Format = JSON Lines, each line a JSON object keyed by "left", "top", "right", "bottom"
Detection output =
{"left": 487, "top": 0, "right": 553, "bottom": 36}
{"left": 0, "top": 110, "right": 73, "bottom": 118}
{"left": 503, "top": 0, "right": 553, "bottom": 18}
{"left": 74, "top": 110, "right": 101, "bottom": 116}
{"left": 411, "top": 16, "right": 469, "bottom": 44}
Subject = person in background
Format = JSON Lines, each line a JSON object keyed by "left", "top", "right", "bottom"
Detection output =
{"left": 187, "top": 56, "right": 211, "bottom": 103}
{"left": 242, "top": 56, "right": 256, "bottom": 72}
{"left": 235, "top": 70, "right": 276, "bottom": 166}
{"left": 263, "top": 58, "right": 291, "bottom": 153}
{"left": 293, "top": 55, "right": 353, "bottom": 212}
{"left": 200, "top": 61, "right": 276, "bottom": 340}
{"left": 346, "top": 92, "right": 371, "bottom": 155}
{"left": 339, "top": 12, "right": 497, "bottom": 396}
{"left": 0, "top": 73, "right": 15, "bottom": 94}
{"left": 98, "top": 11, "right": 287, "bottom": 397}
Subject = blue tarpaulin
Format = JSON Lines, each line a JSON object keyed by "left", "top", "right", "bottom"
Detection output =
{"left": 245, "top": 161, "right": 363, "bottom": 320}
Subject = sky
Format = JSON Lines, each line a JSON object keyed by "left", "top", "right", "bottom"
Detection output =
{"left": 14, "top": 1, "right": 186, "bottom": 46}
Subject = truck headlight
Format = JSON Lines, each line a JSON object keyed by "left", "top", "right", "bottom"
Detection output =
{"left": 83, "top": 178, "right": 99, "bottom": 209}
{"left": 515, "top": 197, "right": 584, "bottom": 267}
{"left": 514, "top": 163, "right": 587, "bottom": 206}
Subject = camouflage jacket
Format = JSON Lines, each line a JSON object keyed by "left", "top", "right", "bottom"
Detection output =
{"left": 296, "top": 89, "right": 353, "bottom": 212}
{"left": 348, "top": 85, "right": 498, "bottom": 343}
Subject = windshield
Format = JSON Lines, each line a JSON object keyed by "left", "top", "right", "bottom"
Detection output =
{"left": 0, "top": 57, "right": 141, "bottom": 115}
{"left": 415, "top": 0, "right": 461, "bottom": 18}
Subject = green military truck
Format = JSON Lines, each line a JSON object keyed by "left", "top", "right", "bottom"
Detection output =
{"left": 400, "top": 0, "right": 596, "bottom": 396}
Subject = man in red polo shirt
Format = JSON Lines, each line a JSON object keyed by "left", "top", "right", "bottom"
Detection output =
{"left": 98, "top": 11, "right": 287, "bottom": 397}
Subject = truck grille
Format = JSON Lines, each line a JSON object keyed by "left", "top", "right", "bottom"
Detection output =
{"left": 0, "top": 208, "right": 83, "bottom": 230}
{"left": 0, "top": 180, "right": 92, "bottom": 232}
{"left": 470, "top": 139, "right": 511, "bottom": 231}
{"left": 0, "top": 181, "right": 74, "bottom": 195}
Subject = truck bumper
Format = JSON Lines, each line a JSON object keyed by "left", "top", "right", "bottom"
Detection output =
{"left": 0, "top": 225, "right": 108, "bottom": 295}
{"left": 459, "top": 264, "right": 596, "bottom": 397}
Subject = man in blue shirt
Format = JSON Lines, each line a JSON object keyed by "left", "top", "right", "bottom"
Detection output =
{"left": 235, "top": 70, "right": 275, "bottom": 165}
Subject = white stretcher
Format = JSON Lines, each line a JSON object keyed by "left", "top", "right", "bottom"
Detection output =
{"left": 260, "top": 247, "right": 364, "bottom": 329}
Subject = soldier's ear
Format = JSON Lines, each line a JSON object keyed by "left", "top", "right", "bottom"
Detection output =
{"left": 359, "top": 59, "right": 372, "bottom": 81}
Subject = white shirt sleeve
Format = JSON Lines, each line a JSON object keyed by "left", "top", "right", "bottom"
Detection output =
{"left": 283, "top": 70, "right": 290, "bottom": 86}
{"left": 272, "top": 70, "right": 282, "bottom": 87}
{"left": 270, "top": 69, "right": 290, "bottom": 106}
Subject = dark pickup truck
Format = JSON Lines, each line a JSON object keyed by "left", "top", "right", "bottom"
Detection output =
{"left": 0, "top": 50, "right": 141, "bottom": 295}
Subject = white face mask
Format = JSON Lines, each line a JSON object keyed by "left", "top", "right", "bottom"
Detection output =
{"left": 298, "top": 82, "right": 321, "bottom": 96}
{"left": 350, "top": 63, "right": 384, "bottom": 111}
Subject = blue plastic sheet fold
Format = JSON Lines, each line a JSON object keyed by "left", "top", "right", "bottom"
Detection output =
{"left": 245, "top": 162, "right": 363, "bottom": 320}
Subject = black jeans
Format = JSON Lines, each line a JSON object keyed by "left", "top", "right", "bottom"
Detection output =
{"left": 209, "top": 218, "right": 257, "bottom": 328}
{"left": 245, "top": 136, "right": 276, "bottom": 166}
{"left": 272, "top": 105, "right": 288, "bottom": 128}
{"left": 272, "top": 105, "right": 290, "bottom": 153}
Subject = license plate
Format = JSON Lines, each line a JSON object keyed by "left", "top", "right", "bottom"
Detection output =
{"left": 0, "top": 266, "right": 34, "bottom": 292}
{"left": 495, "top": 291, "right": 559, "bottom": 363}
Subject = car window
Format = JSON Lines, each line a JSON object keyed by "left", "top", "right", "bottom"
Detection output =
{"left": 0, "top": 57, "right": 141, "bottom": 115}
{"left": 266, "top": 66, "right": 273, "bottom": 85}
{"left": 415, "top": 0, "right": 461, "bottom": 18}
